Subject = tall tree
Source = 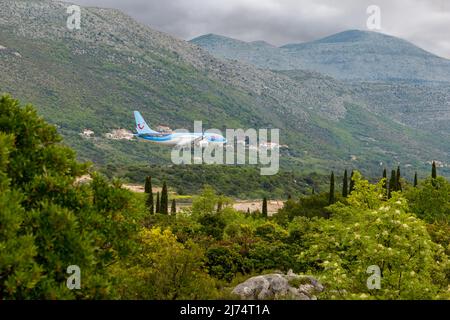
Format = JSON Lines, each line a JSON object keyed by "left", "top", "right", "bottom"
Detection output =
{"left": 432, "top": 161, "right": 437, "bottom": 179}
{"left": 262, "top": 197, "right": 268, "bottom": 218}
{"left": 144, "top": 176, "right": 151, "bottom": 193}
{"left": 156, "top": 192, "right": 160, "bottom": 214}
{"left": 382, "top": 168, "right": 387, "bottom": 187}
{"left": 146, "top": 192, "right": 154, "bottom": 215}
{"left": 342, "top": 169, "right": 348, "bottom": 198}
{"left": 349, "top": 170, "right": 355, "bottom": 194}
{"left": 160, "top": 182, "right": 168, "bottom": 214}
{"left": 171, "top": 199, "right": 176, "bottom": 215}
{"left": 145, "top": 177, "right": 154, "bottom": 214}
{"left": 388, "top": 169, "right": 396, "bottom": 198}
{"left": 329, "top": 171, "right": 335, "bottom": 205}
{"left": 414, "top": 172, "right": 418, "bottom": 187}
{"left": 396, "top": 166, "right": 402, "bottom": 192}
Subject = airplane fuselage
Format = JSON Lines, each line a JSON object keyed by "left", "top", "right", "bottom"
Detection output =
{"left": 132, "top": 111, "right": 226, "bottom": 147}
{"left": 135, "top": 132, "right": 226, "bottom": 147}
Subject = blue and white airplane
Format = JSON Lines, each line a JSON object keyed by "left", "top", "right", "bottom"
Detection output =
{"left": 133, "top": 111, "right": 226, "bottom": 147}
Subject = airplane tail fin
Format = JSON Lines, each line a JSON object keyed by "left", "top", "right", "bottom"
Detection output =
{"left": 134, "top": 111, "right": 158, "bottom": 134}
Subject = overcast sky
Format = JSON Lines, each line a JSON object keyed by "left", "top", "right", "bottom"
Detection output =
{"left": 69, "top": 0, "right": 450, "bottom": 58}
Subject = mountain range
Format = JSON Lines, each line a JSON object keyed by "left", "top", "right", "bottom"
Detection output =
{"left": 0, "top": 0, "right": 448, "bottom": 180}
{"left": 191, "top": 30, "right": 450, "bottom": 82}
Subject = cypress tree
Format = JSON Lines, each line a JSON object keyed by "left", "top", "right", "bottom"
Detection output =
{"left": 349, "top": 170, "right": 355, "bottom": 195}
{"left": 396, "top": 166, "right": 402, "bottom": 192}
{"left": 329, "top": 171, "right": 335, "bottom": 205}
{"left": 342, "top": 169, "right": 348, "bottom": 198}
{"left": 432, "top": 161, "right": 437, "bottom": 179}
{"left": 144, "top": 176, "right": 151, "bottom": 193}
{"left": 262, "top": 197, "right": 268, "bottom": 218}
{"left": 156, "top": 192, "right": 160, "bottom": 213}
{"left": 171, "top": 199, "right": 176, "bottom": 214}
{"left": 414, "top": 172, "right": 418, "bottom": 187}
{"left": 382, "top": 168, "right": 387, "bottom": 186}
{"left": 382, "top": 168, "right": 387, "bottom": 191}
{"left": 391, "top": 169, "right": 397, "bottom": 191}
{"left": 388, "top": 169, "right": 396, "bottom": 198}
{"left": 160, "top": 182, "right": 168, "bottom": 214}
{"left": 145, "top": 177, "right": 154, "bottom": 214}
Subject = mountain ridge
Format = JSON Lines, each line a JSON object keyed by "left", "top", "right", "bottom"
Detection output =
{"left": 190, "top": 29, "right": 450, "bottom": 82}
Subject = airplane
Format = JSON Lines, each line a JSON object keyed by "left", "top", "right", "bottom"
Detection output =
{"left": 133, "top": 111, "right": 227, "bottom": 147}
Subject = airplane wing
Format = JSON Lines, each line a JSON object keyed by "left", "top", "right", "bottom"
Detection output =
{"left": 176, "top": 135, "right": 204, "bottom": 147}
{"left": 175, "top": 136, "right": 197, "bottom": 147}
{"left": 191, "top": 135, "right": 204, "bottom": 144}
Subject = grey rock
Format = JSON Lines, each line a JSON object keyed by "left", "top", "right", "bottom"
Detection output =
{"left": 232, "top": 270, "right": 323, "bottom": 300}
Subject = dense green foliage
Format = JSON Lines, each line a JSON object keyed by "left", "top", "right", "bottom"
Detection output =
{"left": 406, "top": 177, "right": 450, "bottom": 223}
{"left": 0, "top": 96, "right": 141, "bottom": 298}
{"left": 295, "top": 172, "right": 449, "bottom": 299}
{"left": 110, "top": 228, "right": 218, "bottom": 299}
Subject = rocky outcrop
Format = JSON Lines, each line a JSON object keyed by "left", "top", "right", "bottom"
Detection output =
{"left": 104, "top": 129, "right": 134, "bottom": 140}
{"left": 232, "top": 270, "right": 323, "bottom": 300}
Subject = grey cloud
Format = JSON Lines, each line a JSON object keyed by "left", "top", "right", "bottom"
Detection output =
{"left": 68, "top": 0, "right": 450, "bottom": 58}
